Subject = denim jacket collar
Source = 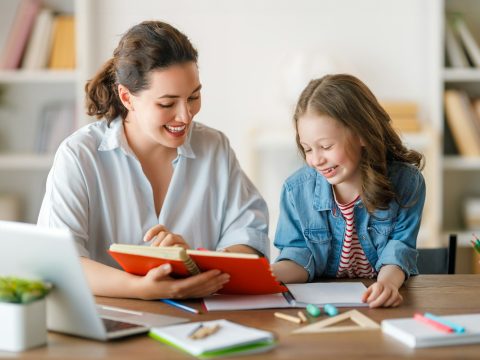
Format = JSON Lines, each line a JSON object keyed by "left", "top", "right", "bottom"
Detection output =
{"left": 313, "top": 170, "right": 335, "bottom": 212}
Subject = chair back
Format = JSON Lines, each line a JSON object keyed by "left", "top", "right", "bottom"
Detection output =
{"left": 416, "top": 234, "right": 457, "bottom": 274}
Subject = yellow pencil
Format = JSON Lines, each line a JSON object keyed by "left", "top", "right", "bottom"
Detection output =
{"left": 274, "top": 312, "right": 302, "bottom": 324}
{"left": 297, "top": 311, "right": 308, "bottom": 323}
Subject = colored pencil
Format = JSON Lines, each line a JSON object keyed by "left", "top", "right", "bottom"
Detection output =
{"left": 424, "top": 312, "right": 465, "bottom": 333}
{"left": 413, "top": 313, "right": 454, "bottom": 333}
{"left": 160, "top": 299, "right": 200, "bottom": 314}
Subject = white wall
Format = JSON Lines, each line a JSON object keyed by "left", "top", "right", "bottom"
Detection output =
{"left": 86, "top": 0, "right": 432, "bottom": 165}
{"left": 85, "top": 0, "right": 436, "bottom": 252}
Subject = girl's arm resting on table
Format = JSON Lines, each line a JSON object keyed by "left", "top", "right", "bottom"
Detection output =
{"left": 362, "top": 264, "right": 405, "bottom": 308}
{"left": 80, "top": 257, "right": 230, "bottom": 300}
{"left": 271, "top": 260, "right": 309, "bottom": 283}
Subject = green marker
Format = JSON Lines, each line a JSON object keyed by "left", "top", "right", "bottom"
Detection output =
{"left": 306, "top": 304, "right": 321, "bottom": 317}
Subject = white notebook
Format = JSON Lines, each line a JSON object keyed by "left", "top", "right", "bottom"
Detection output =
{"left": 204, "top": 282, "right": 367, "bottom": 311}
{"left": 382, "top": 313, "right": 480, "bottom": 348}
{"left": 149, "top": 319, "right": 275, "bottom": 358}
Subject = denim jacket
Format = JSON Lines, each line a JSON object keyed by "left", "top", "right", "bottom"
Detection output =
{"left": 274, "top": 161, "right": 425, "bottom": 281}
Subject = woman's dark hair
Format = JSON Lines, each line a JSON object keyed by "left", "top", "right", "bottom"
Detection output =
{"left": 85, "top": 21, "right": 198, "bottom": 124}
{"left": 294, "top": 74, "right": 424, "bottom": 212}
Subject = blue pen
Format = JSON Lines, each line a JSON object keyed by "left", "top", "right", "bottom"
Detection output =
{"left": 424, "top": 313, "right": 465, "bottom": 333}
{"left": 160, "top": 299, "right": 200, "bottom": 314}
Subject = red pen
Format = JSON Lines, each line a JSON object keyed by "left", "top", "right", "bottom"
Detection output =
{"left": 413, "top": 313, "right": 454, "bottom": 333}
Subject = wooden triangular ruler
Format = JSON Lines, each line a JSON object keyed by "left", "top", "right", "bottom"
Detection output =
{"left": 293, "top": 310, "right": 380, "bottom": 334}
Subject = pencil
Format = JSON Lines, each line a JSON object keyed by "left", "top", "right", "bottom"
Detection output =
{"left": 160, "top": 299, "right": 200, "bottom": 314}
{"left": 274, "top": 312, "right": 302, "bottom": 324}
{"left": 297, "top": 311, "right": 307, "bottom": 323}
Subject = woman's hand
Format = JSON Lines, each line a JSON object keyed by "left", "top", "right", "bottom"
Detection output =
{"left": 362, "top": 264, "right": 405, "bottom": 308}
{"left": 143, "top": 224, "right": 190, "bottom": 249}
{"left": 137, "top": 263, "right": 231, "bottom": 300}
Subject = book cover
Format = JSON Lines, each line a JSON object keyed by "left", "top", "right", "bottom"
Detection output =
{"left": 21, "top": 8, "right": 55, "bottom": 70}
{"left": 0, "top": 0, "right": 42, "bottom": 69}
{"left": 108, "top": 244, "right": 287, "bottom": 295}
{"left": 381, "top": 313, "right": 480, "bottom": 348}
{"left": 453, "top": 14, "right": 480, "bottom": 68}
{"left": 108, "top": 244, "right": 198, "bottom": 277}
{"left": 149, "top": 319, "right": 276, "bottom": 359}
{"left": 444, "top": 90, "right": 480, "bottom": 157}
{"left": 445, "top": 17, "right": 469, "bottom": 68}
{"left": 0, "top": 0, "right": 21, "bottom": 60}
{"left": 48, "top": 15, "right": 75, "bottom": 69}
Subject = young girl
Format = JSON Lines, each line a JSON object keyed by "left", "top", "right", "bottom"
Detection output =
{"left": 37, "top": 21, "right": 269, "bottom": 300}
{"left": 272, "top": 74, "right": 425, "bottom": 308}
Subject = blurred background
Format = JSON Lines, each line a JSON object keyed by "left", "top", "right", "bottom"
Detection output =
{"left": 0, "top": 0, "right": 479, "bottom": 272}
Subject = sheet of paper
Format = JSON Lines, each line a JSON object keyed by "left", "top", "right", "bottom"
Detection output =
{"left": 203, "top": 293, "right": 292, "bottom": 311}
{"left": 287, "top": 282, "right": 368, "bottom": 307}
{"left": 203, "top": 282, "right": 368, "bottom": 311}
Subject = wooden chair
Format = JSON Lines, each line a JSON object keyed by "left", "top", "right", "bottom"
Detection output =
{"left": 416, "top": 234, "right": 457, "bottom": 274}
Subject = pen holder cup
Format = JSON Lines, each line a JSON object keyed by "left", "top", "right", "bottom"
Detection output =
{"left": 0, "top": 298, "right": 47, "bottom": 352}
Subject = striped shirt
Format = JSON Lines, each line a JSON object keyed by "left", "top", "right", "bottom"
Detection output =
{"left": 335, "top": 196, "right": 376, "bottom": 278}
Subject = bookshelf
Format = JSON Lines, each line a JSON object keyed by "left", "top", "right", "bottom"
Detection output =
{"left": 442, "top": 0, "right": 480, "bottom": 260}
{"left": 0, "top": 0, "right": 88, "bottom": 223}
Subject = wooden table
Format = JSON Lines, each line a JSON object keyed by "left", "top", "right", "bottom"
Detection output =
{"left": 2, "top": 275, "right": 480, "bottom": 359}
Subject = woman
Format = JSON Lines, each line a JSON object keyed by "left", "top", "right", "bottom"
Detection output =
{"left": 38, "top": 21, "right": 269, "bottom": 300}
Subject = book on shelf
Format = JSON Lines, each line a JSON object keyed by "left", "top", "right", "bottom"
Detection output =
{"left": 444, "top": 89, "right": 480, "bottom": 157}
{"left": 149, "top": 319, "right": 276, "bottom": 359}
{"left": 108, "top": 244, "right": 287, "bottom": 295}
{"left": 0, "top": 0, "right": 21, "bottom": 62}
{"left": 382, "top": 313, "right": 480, "bottom": 348}
{"left": 445, "top": 16, "right": 470, "bottom": 68}
{"left": 0, "top": 0, "right": 42, "bottom": 69}
{"left": 473, "top": 99, "right": 480, "bottom": 121}
{"left": 35, "top": 101, "right": 76, "bottom": 154}
{"left": 380, "top": 101, "right": 421, "bottom": 133}
{"left": 452, "top": 13, "right": 480, "bottom": 68}
{"left": 21, "top": 8, "right": 55, "bottom": 70}
{"left": 48, "top": 14, "right": 76, "bottom": 69}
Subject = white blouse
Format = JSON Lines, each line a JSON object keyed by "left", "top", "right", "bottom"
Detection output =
{"left": 38, "top": 118, "right": 269, "bottom": 268}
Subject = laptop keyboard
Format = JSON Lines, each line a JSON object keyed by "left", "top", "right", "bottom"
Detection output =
{"left": 102, "top": 318, "right": 142, "bottom": 332}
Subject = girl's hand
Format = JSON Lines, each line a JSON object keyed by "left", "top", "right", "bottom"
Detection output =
{"left": 143, "top": 224, "right": 190, "bottom": 249}
{"left": 362, "top": 281, "right": 403, "bottom": 308}
{"left": 138, "top": 263, "right": 231, "bottom": 299}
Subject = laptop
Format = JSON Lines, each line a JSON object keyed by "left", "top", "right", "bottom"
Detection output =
{"left": 0, "top": 220, "right": 187, "bottom": 341}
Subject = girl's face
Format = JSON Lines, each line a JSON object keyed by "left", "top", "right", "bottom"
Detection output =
{"left": 297, "top": 112, "right": 364, "bottom": 199}
{"left": 122, "top": 61, "right": 201, "bottom": 150}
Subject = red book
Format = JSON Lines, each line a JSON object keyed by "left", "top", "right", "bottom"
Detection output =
{"left": 108, "top": 244, "right": 287, "bottom": 295}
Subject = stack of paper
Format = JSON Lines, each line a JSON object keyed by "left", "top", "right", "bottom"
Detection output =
{"left": 149, "top": 319, "right": 276, "bottom": 359}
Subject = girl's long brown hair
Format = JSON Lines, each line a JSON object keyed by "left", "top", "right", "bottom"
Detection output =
{"left": 294, "top": 74, "right": 424, "bottom": 212}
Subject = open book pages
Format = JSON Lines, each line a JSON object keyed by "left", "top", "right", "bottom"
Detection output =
{"left": 149, "top": 319, "right": 276, "bottom": 359}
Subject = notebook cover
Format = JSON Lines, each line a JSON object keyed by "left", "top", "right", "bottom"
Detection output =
{"left": 108, "top": 251, "right": 192, "bottom": 277}
{"left": 188, "top": 253, "right": 287, "bottom": 295}
{"left": 381, "top": 313, "right": 480, "bottom": 348}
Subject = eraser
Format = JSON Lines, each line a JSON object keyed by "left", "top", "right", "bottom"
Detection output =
{"left": 306, "top": 304, "right": 321, "bottom": 317}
